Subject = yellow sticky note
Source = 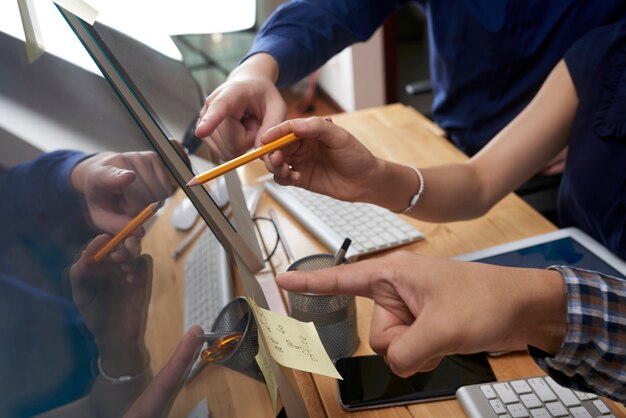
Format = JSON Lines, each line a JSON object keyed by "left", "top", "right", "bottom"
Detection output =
{"left": 53, "top": 0, "right": 98, "bottom": 25}
{"left": 17, "top": 0, "right": 45, "bottom": 63}
{"left": 248, "top": 298, "right": 342, "bottom": 380}
{"left": 255, "top": 338, "right": 278, "bottom": 414}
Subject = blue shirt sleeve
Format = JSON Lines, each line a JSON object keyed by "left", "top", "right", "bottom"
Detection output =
{"left": 0, "top": 151, "right": 90, "bottom": 255}
{"left": 564, "top": 24, "right": 623, "bottom": 98}
{"left": 245, "top": 0, "right": 406, "bottom": 87}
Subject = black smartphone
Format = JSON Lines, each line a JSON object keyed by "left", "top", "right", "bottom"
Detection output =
{"left": 336, "top": 353, "right": 496, "bottom": 411}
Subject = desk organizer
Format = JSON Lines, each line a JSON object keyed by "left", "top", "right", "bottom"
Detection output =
{"left": 287, "top": 254, "right": 359, "bottom": 360}
{"left": 211, "top": 297, "right": 264, "bottom": 381}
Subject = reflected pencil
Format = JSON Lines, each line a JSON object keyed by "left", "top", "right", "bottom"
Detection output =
{"left": 186, "top": 132, "right": 299, "bottom": 187}
{"left": 92, "top": 201, "right": 163, "bottom": 263}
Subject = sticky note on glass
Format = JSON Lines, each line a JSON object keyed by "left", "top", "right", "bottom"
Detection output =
{"left": 248, "top": 298, "right": 342, "bottom": 380}
{"left": 17, "top": 0, "right": 45, "bottom": 63}
{"left": 255, "top": 339, "right": 278, "bottom": 414}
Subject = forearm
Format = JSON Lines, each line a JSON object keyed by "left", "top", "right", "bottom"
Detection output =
{"left": 366, "top": 159, "right": 489, "bottom": 222}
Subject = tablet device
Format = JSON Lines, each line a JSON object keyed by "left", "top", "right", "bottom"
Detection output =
{"left": 454, "top": 227, "right": 626, "bottom": 279}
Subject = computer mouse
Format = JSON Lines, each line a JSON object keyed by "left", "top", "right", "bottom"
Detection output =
{"left": 170, "top": 197, "right": 199, "bottom": 231}
{"left": 208, "top": 177, "right": 230, "bottom": 208}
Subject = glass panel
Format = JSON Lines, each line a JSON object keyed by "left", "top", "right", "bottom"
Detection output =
{"left": 0, "top": 3, "right": 272, "bottom": 417}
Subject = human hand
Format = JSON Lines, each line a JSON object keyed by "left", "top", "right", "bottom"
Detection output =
{"left": 70, "top": 235, "right": 151, "bottom": 374}
{"left": 124, "top": 325, "right": 204, "bottom": 418}
{"left": 261, "top": 117, "right": 381, "bottom": 203}
{"left": 276, "top": 251, "right": 567, "bottom": 377}
{"left": 71, "top": 151, "right": 176, "bottom": 235}
{"left": 194, "top": 53, "right": 287, "bottom": 162}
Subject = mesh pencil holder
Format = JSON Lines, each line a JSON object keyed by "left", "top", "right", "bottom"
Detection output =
{"left": 210, "top": 297, "right": 264, "bottom": 381}
{"left": 287, "top": 254, "right": 359, "bottom": 360}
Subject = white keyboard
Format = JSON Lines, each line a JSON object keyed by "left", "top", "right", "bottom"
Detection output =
{"left": 264, "top": 182, "right": 424, "bottom": 259}
{"left": 183, "top": 227, "right": 232, "bottom": 330}
{"left": 183, "top": 227, "right": 232, "bottom": 382}
{"left": 457, "top": 376, "right": 616, "bottom": 418}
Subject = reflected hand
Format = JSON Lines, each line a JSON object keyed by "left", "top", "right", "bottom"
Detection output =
{"left": 262, "top": 117, "right": 379, "bottom": 203}
{"left": 195, "top": 54, "right": 286, "bottom": 162}
{"left": 276, "top": 251, "right": 567, "bottom": 377}
{"left": 70, "top": 234, "right": 151, "bottom": 373}
{"left": 71, "top": 151, "right": 176, "bottom": 234}
{"left": 124, "top": 325, "right": 204, "bottom": 418}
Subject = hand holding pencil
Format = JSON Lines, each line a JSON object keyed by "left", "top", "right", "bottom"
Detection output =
{"left": 260, "top": 117, "right": 380, "bottom": 205}
{"left": 92, "top": 201, "right": 163, "bottom": 263}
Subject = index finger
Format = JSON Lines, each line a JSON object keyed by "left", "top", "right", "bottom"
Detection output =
{"left": 195, "top": 92, "right": 247, "bottom": 138}
{"left": 276, "top": 257, "right": 388, "bottom": 298}
{"left": 124, "top": 325, "right": 204, "bottom": 418}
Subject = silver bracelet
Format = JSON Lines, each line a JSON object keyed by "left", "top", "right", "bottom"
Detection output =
{"left": 401, "top": 166, "right": 424, "bottom": 214}
{"left": 97, "top": 356, "right": 146, "bottom": 385}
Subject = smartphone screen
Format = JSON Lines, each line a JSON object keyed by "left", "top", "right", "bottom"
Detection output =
{"left": 336, "top": 353, "right": 496, "bottom": 410}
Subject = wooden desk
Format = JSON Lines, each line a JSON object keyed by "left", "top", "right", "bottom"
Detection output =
{"left": 143, "top": 104, "right": 626, "bottom": 417}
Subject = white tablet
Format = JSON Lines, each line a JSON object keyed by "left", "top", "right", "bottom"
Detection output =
{"left": 454, "top": 227, "right": 626, "bottom": 279}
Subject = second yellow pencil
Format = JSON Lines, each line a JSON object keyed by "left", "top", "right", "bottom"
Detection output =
{"left": 92, "top": 201, "right": 162, "bottom": 263}
{"left": 186, "top": 132, "right": 299, "bottom": 187}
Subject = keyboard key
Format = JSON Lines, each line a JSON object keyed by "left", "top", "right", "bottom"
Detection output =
{"left": 593, "top": 400, "right": 611, "bottom": 415}
{"left": 480, "top": 384, "right": 497, "bottom": 399}
{"left": 576, "top": 391, "right": 590, "bottom": 400}
{"left": 490, "top": 399, "right": 507, "bottom": 414}
{"left": 511, "top": 380, "right": 533, "bottom": 394}
{"left": 520, "top": 393, "right": 542, "bottom": 409}
{"left": 546, "top": 377, "right": 581, "bottom": 407}
{"left": 506, "top": 403, "right": 529, "bottom": 418}
{"left": 570, "top": 406, "right": 593, "bottom": 418}
{"left": 527, "top": 378, "right": 557, "bottom": 402}
{"left": 494, "top": 382, "right": 519, "bottom": 404}
{"left": 530, "top": 408, "right": 551, "bottom": 418}
{"left": 545, "top": 401, "right": 568, "bottom": 417}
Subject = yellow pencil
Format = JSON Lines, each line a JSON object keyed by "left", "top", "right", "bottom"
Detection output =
{"left": 92, "top": 201, "right": 163, "bottom": 263}
{"left": 186, "top": 132, "right": 299, "bottom": 187}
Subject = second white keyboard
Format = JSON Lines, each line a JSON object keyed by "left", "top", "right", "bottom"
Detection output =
{"left": 183, "top": 227, "right": 232, "bottom": 332}
{"left": 264, "top": 182, "right": 424, "bottom": 259}
{"left": 457, "top": 375, "right": 616, "bottom": 418}
{"left": 183, "top": 227, "right": 232, "bottom": 382}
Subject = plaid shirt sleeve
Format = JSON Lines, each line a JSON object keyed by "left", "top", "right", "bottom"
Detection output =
{"left": 529, "top": 266, "right": 626, "bottom": 403}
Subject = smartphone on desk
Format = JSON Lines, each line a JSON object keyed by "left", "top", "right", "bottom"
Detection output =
{"left": 336, "top": 353, "right": 496, "bottom": 411}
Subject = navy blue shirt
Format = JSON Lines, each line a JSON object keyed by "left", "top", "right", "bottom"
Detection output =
{"left": 247, "top": 0, "right": 626, "bottom": 154}
{"left": 560, "top": 23, "right": 626, "bottom": 260}
{"left": 0, "top": 151, "right": 97, "bottom": 417}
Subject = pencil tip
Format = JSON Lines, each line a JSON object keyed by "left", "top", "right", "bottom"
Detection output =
{"left": 186, "top": 178, "right": 198, "bottom": 187}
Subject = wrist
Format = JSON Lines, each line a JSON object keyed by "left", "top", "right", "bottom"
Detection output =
{"left": 69, "top": 156, "right": 94, "bottom": 194}
{"left": 367, "top": 161, "right": 422, "bottom": 212}
{"left": 99, "top": 345, "right": 149, "bottom": 377}
{"left": 517, "top": 269, "right": 567, "bottom": 355}
{"left": 231, "top": 52, "right": 279, "bottom": 84}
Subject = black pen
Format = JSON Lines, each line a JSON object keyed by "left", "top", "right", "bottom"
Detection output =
{"left": 332, "top": 238, "right": 352, "bottom": 266}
